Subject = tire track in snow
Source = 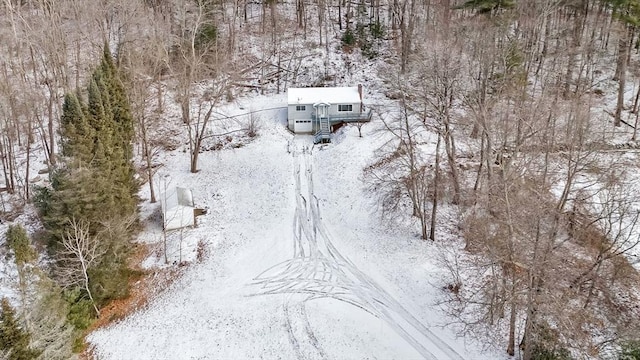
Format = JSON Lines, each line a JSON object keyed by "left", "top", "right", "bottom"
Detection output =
{"left": 283, "top": 299, "right": 304, "bottom": 359}
{"left": 250, "top": 137, "right": 464, "bottom": 360}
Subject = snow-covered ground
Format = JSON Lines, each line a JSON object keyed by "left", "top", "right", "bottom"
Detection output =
{"left": 87, "top": 95, "right": 503, "bottom": 360}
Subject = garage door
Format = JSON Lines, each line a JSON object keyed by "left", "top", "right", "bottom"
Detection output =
{"left": 294, "top": 119, "right": 313, "bottom": 133}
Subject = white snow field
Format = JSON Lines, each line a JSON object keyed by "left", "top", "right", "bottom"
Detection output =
{"left": 87, "top": 95, "right": 500, "bottom": 360}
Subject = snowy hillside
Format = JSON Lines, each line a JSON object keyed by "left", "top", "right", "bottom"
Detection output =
{"left": 3, "top": 0, "right": 640, "bottom": 359}
{"left": 87, "top": 96, "right": 500, "bottom": 359}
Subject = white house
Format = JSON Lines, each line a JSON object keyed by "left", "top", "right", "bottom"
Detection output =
{"left": 287, "top": 85, "right": 372, "bottom": 142}
{"left": 161, "top": 187, "right": 196, "bottom": 231}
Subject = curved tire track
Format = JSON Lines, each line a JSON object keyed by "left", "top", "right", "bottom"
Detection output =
{"left": 251, "top": 137, "right": 465, "bottom": 360}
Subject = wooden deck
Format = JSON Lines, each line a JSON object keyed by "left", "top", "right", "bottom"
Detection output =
{"left": 312, "top": 110, "right": 372, "bottom": 143}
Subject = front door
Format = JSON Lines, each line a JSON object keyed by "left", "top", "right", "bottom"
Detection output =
{"left": 313, "top": 103, "right": 330, "bottom": 133}
{"left": 318, "top": 104, "right": 327, "bottom": 117}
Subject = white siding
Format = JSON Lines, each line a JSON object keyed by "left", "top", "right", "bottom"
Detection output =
{"left": 288, "top": 105, "right": 312, "bottom": 131}
{"left": 327, "top": 102, "right": 360, "bottom": 117}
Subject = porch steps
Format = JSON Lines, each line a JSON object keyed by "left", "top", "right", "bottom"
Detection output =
{"left": 314, "top": 117, "right": 331, "bottom": 143}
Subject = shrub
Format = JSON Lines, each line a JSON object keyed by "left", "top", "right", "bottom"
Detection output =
{"left": 63, "top": 289, "right": 95, "bottom": 331}
{"left": 88, "top": 263, "right": 136, "bottom": 306}
{"left": 195, "top": 24, "right": 217, "bottom": 51}
{"left": 527, "top": 322, "right": 573, "bottom": 360}
{"left": 530, "top": 345, "right": 572, "bottom": 360}
{"left": 360, "top": 41, "right": 378, "bottom": 60}
{"left": 5, "top": 225, "right": 36, "bottom": 267}
{"left": 341, "top": 29, "right": 356, "bottom": 47}
{"left": 370, "top": 21, "right": 385, "bottom": 39}
{"left": 620, "top": 341, "right": 640, "bottom": 360}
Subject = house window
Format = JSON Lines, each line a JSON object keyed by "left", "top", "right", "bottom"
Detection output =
{"left": 338, "top": 104, "right": 353, "bottom": 112}
{"left": 296, "top": 105, "right": 306, "bottom": 111}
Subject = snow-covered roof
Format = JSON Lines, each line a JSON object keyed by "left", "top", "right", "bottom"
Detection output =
{"left": 160, "top": 187, "right": 195, "bottom": 230}
{"left": 288, "top": 87, "right": 362, "bottom": 105}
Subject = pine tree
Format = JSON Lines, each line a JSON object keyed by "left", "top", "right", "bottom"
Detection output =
{"left": 0, "top": 299, "right": 40, "bottom": 360}
{"left": 46, "top": 45, "right": 139, "bottom": 234}
{"left": 99, "top": 45, "right": 139, "bottom": 210}
{"left": 87, "top": 77, "right": 108, "bottom": 138}
{"left": 5, "top": 225, "right": 37, "bottom": 320}
{"left": 101, "top": 45, "right": 134, "bottom": 145}
{"left": 5, "top": 225, "right": 36, "bottom": 268}
{"left": 60, "top": 93, "right": 93, "bottom": 165}
{"left": 92, "top": 69, "right": 114, "bottom": 129}
{"left": 35, "top": 44, "right": 141, "bottom": 318}
{"left": 603, "top": 0, "right": 640, "bottom": 126}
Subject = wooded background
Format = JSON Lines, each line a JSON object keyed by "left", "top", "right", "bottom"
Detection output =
{"left": 1, "top": 1, "right": 640, "bottom": 359}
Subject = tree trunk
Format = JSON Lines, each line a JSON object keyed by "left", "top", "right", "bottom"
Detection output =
{"left": 47, "top": 85, "right": 56, "bottom": 165}
{"left": 190, "top": 145, "right": 200, "bottom": 173}
{"left": 633, "top": 77, "right": 640, "bottom": 114}
{"left": 429, "top": 134, "right": 441, "bottom": 241}
{"left": 473, "top": 134, "right": 485, "bottom": 195}
{"left": 633, "top": 108, "right": 639, "bottom": 140}
{"left": 615, "top": 28, "right": 629, "bottom": 127}
{"left": 24, "top": 123, "right": 32, "bottom": 200}
{"left": 443, "top": 104, "right": 461, "bottom": 204}
{"left": 506, "top": 278, "right": 517, "bottom": 356}
{"left": 156, "top": 82, "right": 163, "bottom": 113}
{"left": 400, "top": 0, "right": 417, "bottom": 73}
{"left": 297, "top": 0, "right": 304, "bottom": 28}
{"left": 142, "top": 133, "right": 156, "bottom": 203}
{"left": 338, "top": 0, "right": 342, "bottom": 30}
{"left": 0, "top": 135, "right": 9, "bottom": 193}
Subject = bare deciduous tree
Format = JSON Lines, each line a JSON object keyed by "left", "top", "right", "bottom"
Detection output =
{"left": 407, "top": 42, "right": 463, "bottom": 205}
{"left": 366, "top": 83, "right": 437, "bottom": 240}
{"left": 26, "top": 278, "right": 75, "bottom": 360}
{"left": 56, "top": 218, "right": 105, "bottom": 316}
{"left": 172, "top": 0, "right": 232, "bottom": 173}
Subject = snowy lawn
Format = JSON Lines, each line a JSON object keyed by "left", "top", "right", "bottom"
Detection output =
{"left": 87, "top": 95, "right": 502, "bottom": 360}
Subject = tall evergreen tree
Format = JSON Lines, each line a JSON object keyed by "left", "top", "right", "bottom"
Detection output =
{"left": 87, "top": 77, "right": 109, "bottom": 138}
{"left": 36, "top": 44, "right": 140, "bottom": 313}
{"left": 43, "top": 45, "right": 139, "bottom": 236}
{"left": 101, "top": 44, "right": 135, "bottom": 142}
{"left": 0, "top": 299, "right": 40, "bottom": 360}
{"left": 60, "top": 93, "right": 93, "bottom": 165}
{"left": 99, "top": 45, "right": 139, "bottom": 209}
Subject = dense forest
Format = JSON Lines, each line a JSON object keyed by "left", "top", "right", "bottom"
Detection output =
{"left": 1, "top": 0, "right": 640, "bottom": 359}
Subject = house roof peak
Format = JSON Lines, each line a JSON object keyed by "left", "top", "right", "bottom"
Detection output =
{"left": 288, "top": 86, "right": 362, "bottom": 105}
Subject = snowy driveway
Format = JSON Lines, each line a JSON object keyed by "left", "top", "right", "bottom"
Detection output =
{"left": 250, "top": 138, "right": 465, "bottom": 360}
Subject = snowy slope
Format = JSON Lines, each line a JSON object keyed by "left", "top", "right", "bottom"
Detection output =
{"left": 87, "top": 95, "right": 501, "bottom": 360}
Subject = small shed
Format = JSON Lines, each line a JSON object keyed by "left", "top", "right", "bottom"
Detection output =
{"left": 161, "top": 187, "right": 196, "bottom": 230}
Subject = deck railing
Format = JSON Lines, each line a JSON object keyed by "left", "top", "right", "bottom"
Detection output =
{"left": 311, "top": 109, "right": 372, "bottom": 143}
{"left": 314, "top": 129, "right": 331, "bottom": 143}
{"left": 311, "top": 109, "right": 373, "bottom": 123}
{"left": 314, "top": 116, "right": 332, "bottom": 143}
